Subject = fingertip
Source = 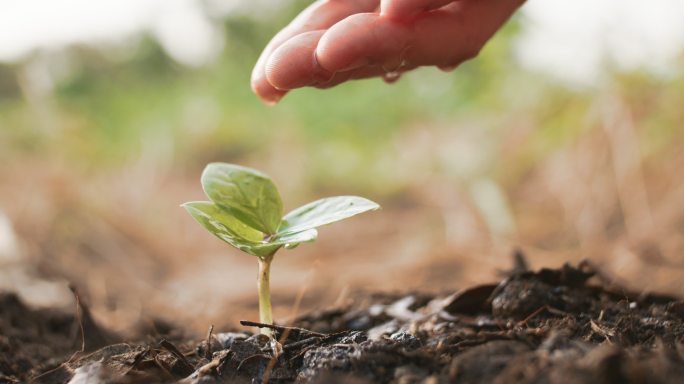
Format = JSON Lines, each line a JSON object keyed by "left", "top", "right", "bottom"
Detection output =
{"left": 265, "top": 30, "right": 328, "bottom": 91}
{"left": 251, "top": 73, "right": 287, "bottom": 105}
{"left": 382, "top": 71, "right": 402, "bottom": 83}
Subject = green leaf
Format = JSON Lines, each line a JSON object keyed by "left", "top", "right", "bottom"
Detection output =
{"left": 201, "top": 163, "right": 283, "bottom": 234}
{"left": 279, "top": 196, "right": 380, "bottom": 235}
{"left": 182, "top": 201, "right": 279, "bottom": 258}
{"left": 271, "top": 229, "right": 318, "bottom": 248}
{"left": 185, "top": 165, "right": 379, "bottom": 259}
{"left": 255, "top": 229, "right": 318, "bottom": 252}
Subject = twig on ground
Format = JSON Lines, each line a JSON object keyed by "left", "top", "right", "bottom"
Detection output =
{"left": 124, "top": 347, "right": 150, "bottom": 375}
{"left": 159, "top": 339, "right": 194, "bottom": 373}
{"left": 205, "top": 325, "right": 214, "bottom": 359}
{"left": 236, "top": 354, "right": 271, "bottom": 372}
{"left": 69, "top": 285, "right": 86, "bottom": 353}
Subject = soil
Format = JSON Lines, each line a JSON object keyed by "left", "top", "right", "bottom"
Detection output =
{"left": 2, "top": 260, "right": 684, "bottom": 384}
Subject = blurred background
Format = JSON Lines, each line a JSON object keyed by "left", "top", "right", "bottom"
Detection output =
{"left": 1, "top": 0, "right": 684, "bottom": 335}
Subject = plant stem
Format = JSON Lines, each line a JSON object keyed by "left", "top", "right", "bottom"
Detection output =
{"left": 257, "top": 256, "right": 274, "bottom": 337}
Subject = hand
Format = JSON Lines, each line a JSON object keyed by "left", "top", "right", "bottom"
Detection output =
{"left": 251, "top": 0, "right": 526, "bottom": 105}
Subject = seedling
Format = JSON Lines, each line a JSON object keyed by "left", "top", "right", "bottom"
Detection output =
{"left": 182, "top": 163, "right": 379, "bottom": 337}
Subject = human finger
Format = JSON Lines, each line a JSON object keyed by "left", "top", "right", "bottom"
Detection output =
{"left": 264, "top": 30, "right": 333, "bottom": 90}
{"left": 264, "top": 31, "right": 408, "bottom": 91}
{"left": 251, "top": 0, "right": 379, "bottom": 104}
{"left": 264, "top": 31, "right": 409, "bottom": 91}
{"left": 380, "top": 0, "right": 458, "bottom": 19}
{"left": 315, "top": 13, "right": 412, "bottom": 73}
{"left": 316, "top": 0, "right": 524, "bottom": 74}
{"left": 313, "top": 63, "right": 416, "bottom": 89}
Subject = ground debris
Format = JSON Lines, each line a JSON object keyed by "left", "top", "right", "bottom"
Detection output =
{"left": 3, "top": 261, "right": 684, "bottom": 383}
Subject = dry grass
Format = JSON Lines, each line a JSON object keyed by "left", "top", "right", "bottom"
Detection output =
{"left": 1, "top": 86, "right": 683, "bottom": 336}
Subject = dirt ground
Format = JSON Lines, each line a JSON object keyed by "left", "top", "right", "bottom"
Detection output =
{"left": 3, "top": 258, "right": 684, "bottom": 383}
{"left": 1, "top": 134, "right": 684, "bottom": 383}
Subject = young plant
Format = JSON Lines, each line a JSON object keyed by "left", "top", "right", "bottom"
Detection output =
{"left": 182, "top": 163, "right": 379, "bottom": 336}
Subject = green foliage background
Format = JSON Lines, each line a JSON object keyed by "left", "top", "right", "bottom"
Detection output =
{"left": 0, "top": 2, "right": 682, "bottom": 200}
{"left": 2, "top": 2, "right": 684, "bottom": 330}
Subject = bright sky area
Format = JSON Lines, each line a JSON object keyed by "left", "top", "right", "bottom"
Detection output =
{"left": 0, "top": 0, "right": 683, "bottom": 85}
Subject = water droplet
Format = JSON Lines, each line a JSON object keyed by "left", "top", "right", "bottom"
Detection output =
{"left": 383, "top": 71, "right": 401, "bottom": 83}
{"left": 438, "top": 64, "right": 459, "bottom": 72}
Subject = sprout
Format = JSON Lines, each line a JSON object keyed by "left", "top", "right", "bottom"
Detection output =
{"left": 182, "top": 163, "right": 379, "bottom": 337}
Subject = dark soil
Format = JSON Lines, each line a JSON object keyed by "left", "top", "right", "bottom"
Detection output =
{"left": 3, "top": 260, "right": 684, "bottom": 383}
